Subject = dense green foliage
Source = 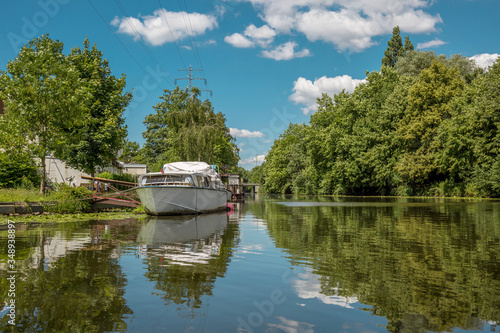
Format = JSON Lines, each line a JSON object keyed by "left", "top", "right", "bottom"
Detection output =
{"left": 382, "top": 26, "right": 414, "bottom": 67}
{"left": 0, "top": 35, "right": 89, "bottom": 193}
{"left": 97, "top": 171, "right": 136, "bottom": 184}
{"left": 0, "top": 152, "right": 40, "bottom": 188}
{"left": 0, "top": 35, "right": 130, "bottom": 192}
{"left": 55, "top": 39, "right": 132, "bottom": 176}
{"left": 119, "top": 139, "right": 141, "bottom": 163}
{"left": 139, "top": 87, "right": 239, "bottom": 172}
{"left": 44, "top": 185, "right": 93, "bottom": 213}
{"left": 97, "top": 171, "right": 137, "bottom": 192}
{"left": 261, "top": 48, "right": 500, "bottom": 197}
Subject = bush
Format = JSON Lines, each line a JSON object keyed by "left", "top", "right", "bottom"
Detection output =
{"left": 97, "top": 171, "right": 136, "bottom": 183}
{"left": 0, "top": 152, "right": 40, "bottom": 188}
{"left": 97, "top": 171, "right": 137, "bottom": 191}
{"left": 44, "top": 185, "right": 93, "bottom": 213}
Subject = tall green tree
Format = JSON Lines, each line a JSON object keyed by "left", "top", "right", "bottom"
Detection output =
{"left": 396, "top": 51, "right": 478, "bottom": 81}
{"left": 141, "top": 87, "right": 239, "bottom": 171}
{"left": 55, "top": 39, "right": 132, "bottom": 176}
{"left": 263, "top": 123, "right": 308, "bottom": 194}
{"left": 0, "top": 35, "right": 88, "bottom": 194}
{"left": 395, "top": 61, "right": 465, "bottom": 186}
{"left": 438, "top": 58, "right": 500, "bottom": 196}
{"left": 120, "top": 139, "right": 141, "bottom": 163}
{"left": 382, "top": 26, "right": 413, "bottom": 67}
{"left": 259, "top": 49, "right": 493, "bottom": 198}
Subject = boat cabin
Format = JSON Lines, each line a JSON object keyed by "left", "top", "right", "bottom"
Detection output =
{"left": 139, "top": 172, "right": 223, "bottom": 190}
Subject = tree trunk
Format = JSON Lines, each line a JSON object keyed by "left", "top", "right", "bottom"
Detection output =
{"left": 39, "top": 154, "right": 46, "bottom": 195}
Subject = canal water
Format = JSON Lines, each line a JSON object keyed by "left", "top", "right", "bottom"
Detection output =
{"left": 1, "top": 195, "right": 500, "bottom": 332}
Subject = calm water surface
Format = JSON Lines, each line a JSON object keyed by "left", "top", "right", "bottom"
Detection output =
{"left": 1, "top": 196, "right": 500, "bottom": 332}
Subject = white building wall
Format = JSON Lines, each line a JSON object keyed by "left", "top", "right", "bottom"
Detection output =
{"left": 123, "top": 165, "right": 147, "bottom": 175}
{"left": 45, "top": 156, "right": 88, "bottom": 186}
{"left": 44, "top": 157, "right": 126, "bottom": 187}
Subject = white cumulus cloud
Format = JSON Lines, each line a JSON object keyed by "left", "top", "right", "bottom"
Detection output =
{"left": 244, "top": 24, "right": 277, "bottom": 47}
{"left": 417, "top": 38, "right": 447, "bottom": 49}
{"left": 230, "top": 128, "right": 265, "bottom": 138}
{"left": 236, "top": 0, "right": 442, "bottom": 52}
{"left": 261, "top": 41, "right": 311, "bottom": 60}
{"left": 239, "top": 154, "right": 266, "bottom": 166}
{"left": 225, "top": 24, "right": 276, "bottom": 48}
{"left": 290, "top": 75, "right": 366, "bottom": 114}
{"left": 470, "top": 53, "right": 500, "bottom": 69}
{"left": 112, "top": 9, "right": 217, "bottom": 46}
{"left": 224, "top": 33, "right": 254, "bottom": 48}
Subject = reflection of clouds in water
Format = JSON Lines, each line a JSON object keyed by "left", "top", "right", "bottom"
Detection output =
{"left": 241, "top": 216, "right": 268, "bottom": 229}
{"left": 341, "top": 321, "right": 379, "bottom": 333}
{"left": 292, "top": 272, "right": 358, "bottom": 309}
{"left": 138, "top": 238, "right": 222, "bottom": 266}
{"left": 267, "top": 316, "right": 314, "bottom": 333}
{"left": 236, "top": 244, "right": 265, "bottom": 255}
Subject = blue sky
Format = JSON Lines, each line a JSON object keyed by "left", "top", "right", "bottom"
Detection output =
{"left": 2, "top": 0, "right": 499, "bottom": 169}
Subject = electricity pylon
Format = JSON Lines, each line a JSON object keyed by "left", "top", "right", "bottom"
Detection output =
{"left": 174, "top": 65, "right": 213, "bottom": 97}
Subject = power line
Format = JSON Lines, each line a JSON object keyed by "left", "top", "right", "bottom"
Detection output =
{"left": 86, "top": 0, "right": 162, "bottom": 86}
{"left": 113, "top": 0, "right": 172, "bottom": 86}
{"left": 175, "top": 65, "right": 212, "bottom": 97}
{"left": 156, "top": 0, "right": 187, "bottom": 70}
{"left": 177, "top": 0, "right": 203, "bottom": 71}
{"left": 178, "top": 0, "right": 212, "bottom": 96}
{"left": 182, "top": 0, "right": 205, "bottom": 71}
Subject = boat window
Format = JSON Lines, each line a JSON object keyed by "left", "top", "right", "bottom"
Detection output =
{"left": 183, "top": 175, "right": 194, "bottom": 185}
{"left": 142, "top": 174, "right": 194, "bottom": 186}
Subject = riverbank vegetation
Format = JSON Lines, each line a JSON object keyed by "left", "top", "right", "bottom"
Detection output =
{"left": 0, "top": 35, "right": 131, "bottom": 194}
{"left": 129, "top": 87, "right": 239, "bottom": 172}
{"left": 0, "top": 185, "right": 93, "bottom": 213}
{"left": 259, "top": 27, "right": 500, "bottom": 198}
{"left": 0, "top": 35, "right": 239, "bottom": 198}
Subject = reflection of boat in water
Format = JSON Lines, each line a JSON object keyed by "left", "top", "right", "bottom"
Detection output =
{"left": 137, "top": 212, "right": 228, "bottom": 244}
{"left": 137, "top": 212, "right": 229, "bottom": 266}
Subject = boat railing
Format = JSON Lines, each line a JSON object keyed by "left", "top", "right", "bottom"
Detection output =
{"left": 139, "top": 174, "right": 227, "bottom": 191}
{"left": 143, "top": 181, "right": 193, "bottom": 187}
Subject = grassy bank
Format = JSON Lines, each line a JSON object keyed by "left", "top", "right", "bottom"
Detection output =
{"left": 0, "top": 188, "right": 55, "bottom": 203}
{"left": 1, "top": 186, "right": 142, "bottom": 215}
{"left": 0, "top": 210, "right": 147, "bottom": 223}
{"left": 1, "top": 186, "right": 93, "bottom": 213}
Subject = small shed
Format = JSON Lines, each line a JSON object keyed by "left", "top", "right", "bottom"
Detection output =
{"left": 119, "top": 162, "right": 148, "bottom": 175}
{"left": 223, "top": 174, "right": 244, "bottom": 202}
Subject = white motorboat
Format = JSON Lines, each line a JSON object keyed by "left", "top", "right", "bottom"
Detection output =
{"left": 136, "top": 162, "right": 231, "bottom": 215}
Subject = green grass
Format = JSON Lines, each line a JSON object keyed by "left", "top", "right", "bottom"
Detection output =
{"left": 0, "top": 188, "right": 55, "bottom": 203}
{"left": 0, "top": 210, "right": 147, "bottom": 224}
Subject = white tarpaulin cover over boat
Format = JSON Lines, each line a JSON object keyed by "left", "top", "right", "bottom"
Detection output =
{"left": 161, "top": 162, "right": 218, "bottom": 178}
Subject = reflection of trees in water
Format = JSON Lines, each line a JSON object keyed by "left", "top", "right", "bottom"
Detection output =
{"left": 142, "top": 217, "right": 239, "bottom": 312}
{"left": 262, "top": 200, "right": 500, "bottom": 332}
{"left": 0, "top": 219, "right": 142, "bottom": 332}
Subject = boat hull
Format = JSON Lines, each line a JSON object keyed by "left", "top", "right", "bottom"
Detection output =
{"left": 136, "top": 186, "right": 230, "bottom": 215}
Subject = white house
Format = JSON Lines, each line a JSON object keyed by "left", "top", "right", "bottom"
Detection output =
{"left": 117, "top": 161, "right": 148, "bottom": 175}
{"left": 45, "top": 156, "right": 147, "bottom": 187}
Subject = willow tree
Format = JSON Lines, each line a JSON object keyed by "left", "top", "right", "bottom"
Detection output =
{"left": 141, "top": 87, "right": 239, "bottom": 171}
{"left": 0, "top": 35, "right": 88, "bottom": 194}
